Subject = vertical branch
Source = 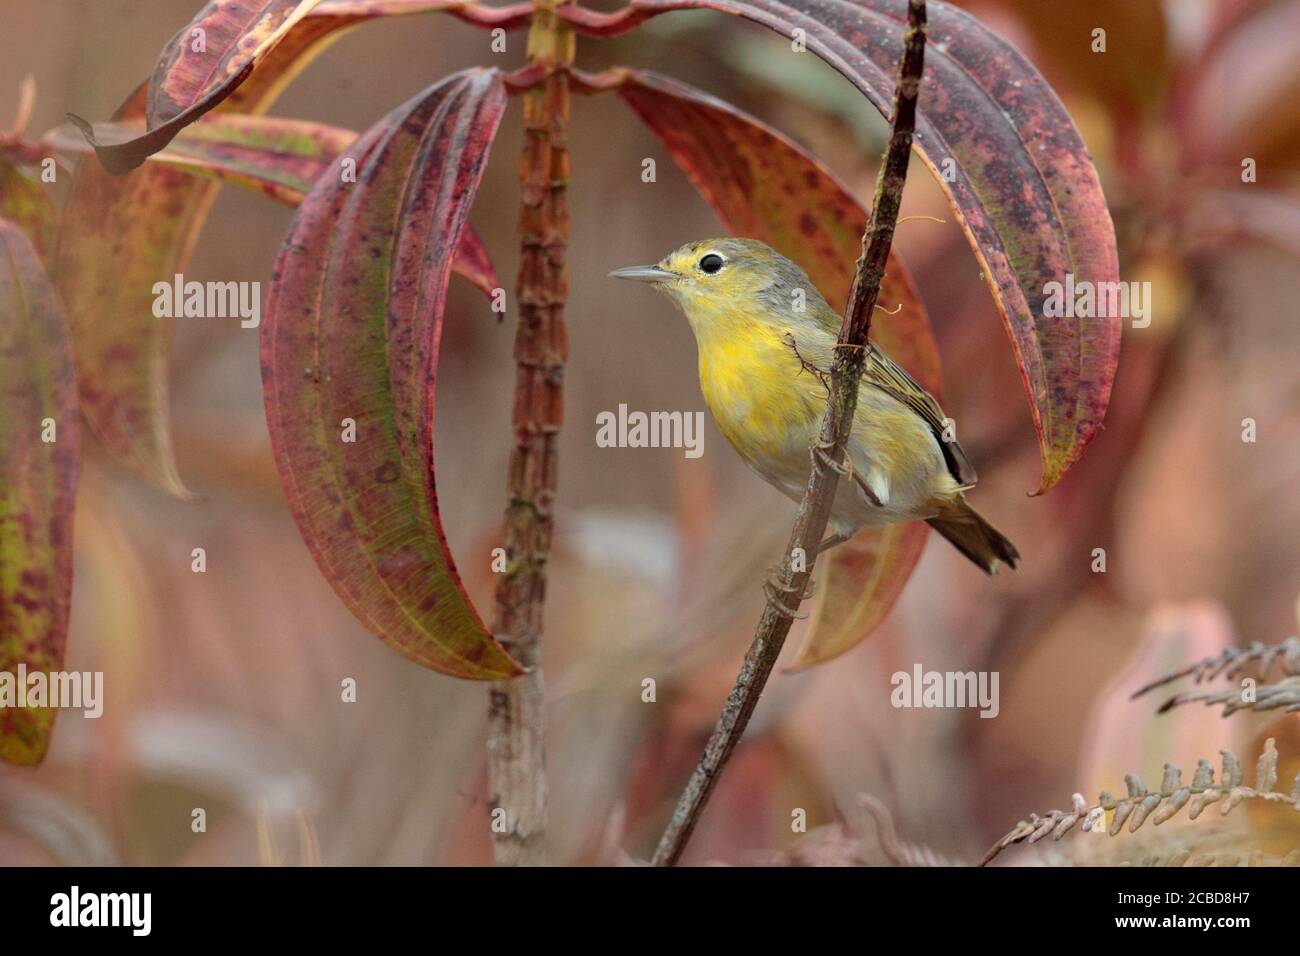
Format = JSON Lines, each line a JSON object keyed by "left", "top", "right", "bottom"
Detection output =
{"left": 486, "top": 0, "right": 574, "bottom": 866}
{"left": 651, "top": 0, "right": 929, "bottom": 867}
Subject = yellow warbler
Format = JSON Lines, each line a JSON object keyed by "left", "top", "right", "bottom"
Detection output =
{"left": 610, "top": 238, "right": 1018, "bottom": 573}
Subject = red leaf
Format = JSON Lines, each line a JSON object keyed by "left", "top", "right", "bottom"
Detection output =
{"left": 450, "top": 226, "right": 501, "bottom": 300}
{"left": 615, "top": 69, "right": 934, "bottom": 665}
{"left": 576, "top": 0, "right": 1122, "bottom": 492}
{"left": 68, "top": 1, "right": 328, "bottom": 173}
{"left": 149, "top": 1, "right": 325, "bottom": 127}
{"left": 50, "top": 112, "right": 500, "bottom": 288}
{"left": 261, "top": 69, "right": 520, "bottom": 679}
{"left": 55, "top": 7, "right": 496, "bottom": 500}
{"left": 55, "top": 86, "right": 213, "bottom": 499}
{"left": 0, "top": 221, "right": 79, "bottom": 765}
{"left": 67, "top": 0, "right": 532, "bottom": 174}
{"left": 49, "top": 113, "right": 355, "bottom": 204}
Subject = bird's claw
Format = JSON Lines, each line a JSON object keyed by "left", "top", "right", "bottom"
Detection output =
{"left": 812, "top": 440, "right": 853, "bottom": 482}
{"left": 764, "top": 566, "right": 814, "bottom": 620}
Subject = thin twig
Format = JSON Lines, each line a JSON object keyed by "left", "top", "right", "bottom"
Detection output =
{"left": 651, "top": 0, "right": 929, "bottom": 866}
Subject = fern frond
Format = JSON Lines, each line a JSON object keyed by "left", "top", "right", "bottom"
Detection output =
{"left": 1132, "top": 636, "right": 1300, "bottom": 701}
{"left": 1155, "top": 675, "right": 1300, "bottom": 716}
{"left": 980, "top": 739, "right": 1300, "bottom": 866}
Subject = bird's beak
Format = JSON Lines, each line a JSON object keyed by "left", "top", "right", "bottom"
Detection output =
{"left": 608, "top": 265, "right": 677, "bottom": 284}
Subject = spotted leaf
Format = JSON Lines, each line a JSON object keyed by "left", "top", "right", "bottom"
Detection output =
{"left": 0, "top": 221, "right": 79, "bottom": 766}
{"left": 261, "top": 69, "right": 520, "bottom": 679}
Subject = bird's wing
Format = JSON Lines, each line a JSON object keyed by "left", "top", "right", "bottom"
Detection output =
{"left": 862, "top": 345, "right": 978, "bottom": 487}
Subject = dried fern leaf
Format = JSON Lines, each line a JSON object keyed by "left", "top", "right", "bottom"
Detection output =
{"left": 1156, "top": 676, "right": 1300, "bottom": 717}
{"left": 1132, "top": 636, "right": 1300, "bottom": 700}
{"left": 981, "top": 740, "right": 1299, "bottom": 866}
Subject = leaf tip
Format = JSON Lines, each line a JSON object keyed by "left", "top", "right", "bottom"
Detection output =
{"left": 0, "top": 723, "right": 54, "bottom": 767}
{"left": 64, "top": 112, "right": 145, "bottom": 175}
{"left": 65, "top": 112, "right": 94, "bottom": 141}
{"left": 781, "top": 654, "right": 818, "bottom": 674}
{"left": 135, "top": 457, "right": 201, "bottom": 503}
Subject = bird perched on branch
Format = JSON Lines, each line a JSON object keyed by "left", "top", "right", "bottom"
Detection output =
{"left": 610, "top": 237, "right": 1018, "bottom": 574}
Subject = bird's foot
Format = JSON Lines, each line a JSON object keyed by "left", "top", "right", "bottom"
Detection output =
{"left": 811, "top": 440, "right": 854, "bottom": 482}
{"left": 764, "top": 566, "right": 815, "bottom": 620}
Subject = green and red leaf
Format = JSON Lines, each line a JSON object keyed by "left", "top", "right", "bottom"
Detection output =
{"left": 50, "top": 113, "right": 501, "bottom": 285}
{"left": 2, "top": 77, "right": 57, "bottom": 263}
{"left": 58, "top": 35, "right": 305, "bottom": 500}
{"left": 148, "top": 1, "right": 327, "bottom": 128}
{"left": 0, "top": 221, "right": 79, "bottom": 766}
{"left": 577, "top": 0, "right": 1122, "bottom": 492}
{"left": 54, "top": 86, "right": 218, "bottom": 499}
{"left": 67, "top": 0, "right": 534, "bottom": 174}
{"left": 69, "top": 0, "right": 328, "bottom": 173}
{"left": 57, "top": 2, "right": 504, "bottom": 498}
{"left": 223, "top": 0, "right": 470, "bottom": 111}
{"left": 261, "top": 69, "right": 520, "bottom": 679}
{"left": 615, "top": 69, "right": 935, "bottom": 665}
{"left": 50, "top": 114, "right": 354, "bottom": 205}
{"left": 0, "top": 161, "right": 56, "bottom": 265}
{"left": 141, "top": 113, "right": 501, "bottom": 292}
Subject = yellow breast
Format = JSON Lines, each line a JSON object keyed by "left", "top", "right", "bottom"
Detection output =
{"left": 688, "top": 297, "right": 823, "bottom": 470}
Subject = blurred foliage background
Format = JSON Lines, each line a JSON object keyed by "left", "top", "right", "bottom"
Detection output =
{"left": 1, "top": 0, "right": 1298, "bottom": 865}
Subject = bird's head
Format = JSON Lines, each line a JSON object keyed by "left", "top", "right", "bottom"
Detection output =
{"left": 609, "top": 238, "right": 825, "bottom": 331}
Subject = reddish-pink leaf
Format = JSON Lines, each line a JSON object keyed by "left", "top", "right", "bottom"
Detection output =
{"left": 614, "top": 69, "right": 934, "bottom": 665}
{"left": 55, "top": 86, "right": 212, "bottom": 499}
{"left": 50, "top": 113, "right": 500, "bottom": 289}
{"left": 55, "top": 11, "right": 498, "bottom": 500}
{"left": 67, "top": 0, "right": 533, "bottom": 174}
{"left": 261, "top": 69, "right": 520, "bottom": 679}
{"left": 49, "top": 114, "right": 354, "bottom": 205}
{"left": 224, "top": 0, "right": 484, "bottom": 111}
{"left": 0, "top": 221, "right": 79, "bottom": 766}
{"left": 450, "top": 225, "right": 500, "bottom": 300}
{"left": 148, "top": 1, "right": 325, "bottom": 127}
{"left": 69, "top": 1, "right": 328, "bottom": 173}
{"left": 574, "top": 0, "right": 1122, "bottom": 492}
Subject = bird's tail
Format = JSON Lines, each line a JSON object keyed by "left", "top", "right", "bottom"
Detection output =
{"left": 926, "top": 496, "right": 1019, "bottom": 575}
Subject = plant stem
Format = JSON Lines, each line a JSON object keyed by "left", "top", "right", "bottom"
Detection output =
{"left": 485, "top": 0, "right": 574, "bottom": 867}
{"left": 651, "top": 0, "right": 929, "bottom": 867}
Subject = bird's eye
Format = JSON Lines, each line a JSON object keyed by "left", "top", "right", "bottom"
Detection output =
{"left": 698, "top": 254, "right": 724, "bottom": 274}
